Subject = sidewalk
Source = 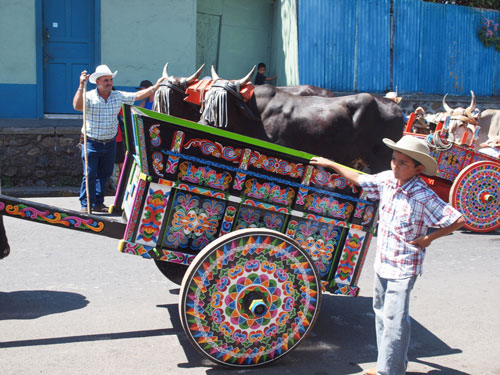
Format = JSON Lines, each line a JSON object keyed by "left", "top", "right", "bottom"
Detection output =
{"left": 1, "top": 185, "right": 80, "bottom": 198}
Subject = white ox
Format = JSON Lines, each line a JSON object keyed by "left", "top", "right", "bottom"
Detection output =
{"left": 424, "top": 91, "right": 480, "bottom": 146}
{"left": 475, "top": 109, "right": 500, "bottom": 151}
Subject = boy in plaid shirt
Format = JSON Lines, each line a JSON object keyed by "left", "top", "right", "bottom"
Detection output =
{"left": 311, "top": 135, "right": 464, "bottom": 375}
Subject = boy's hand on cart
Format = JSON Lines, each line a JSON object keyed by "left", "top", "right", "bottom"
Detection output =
{"left": 310, "top": 156, "right": 333, "bottom": 168}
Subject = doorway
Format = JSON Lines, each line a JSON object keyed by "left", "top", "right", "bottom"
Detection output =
{"left": 42, "top": 0, "right": 96, "bottom": 114}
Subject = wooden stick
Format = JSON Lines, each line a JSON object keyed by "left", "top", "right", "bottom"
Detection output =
{"left": 82, "top": 83, "right": 91, "bottom": 214}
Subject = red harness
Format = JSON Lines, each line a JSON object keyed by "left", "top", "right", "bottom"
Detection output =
{"left": 185, "top": 79, "right": 255, "bottom": 105}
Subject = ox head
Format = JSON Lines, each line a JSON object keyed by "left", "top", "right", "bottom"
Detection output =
{"left": 442, "top": 90, "right": 480, "bottom": 144}
{"left": 153, "top": 63, "right": 205, "bottom": 121}
{"left": 199, "top": 65, "right": 257, "bottom": 129}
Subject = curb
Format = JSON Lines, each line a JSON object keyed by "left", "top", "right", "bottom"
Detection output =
{"left": 1, "top": 186, "right": 80, "bottom": 198}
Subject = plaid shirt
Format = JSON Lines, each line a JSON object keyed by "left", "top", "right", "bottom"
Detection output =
{"left": 83, "top": 89, "right": 136, "bottom": 140}
{"left": 359, "top": 170, "right": 462, "bottom": 279}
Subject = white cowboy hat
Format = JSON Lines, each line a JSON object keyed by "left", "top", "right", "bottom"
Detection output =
{"left": 384, "top": 91, "right": 402, "bottom": 104}
{"left": 89, "top": 64, "right": 117, "bottom": 84}
{"left": 383, "top": 135, "right": 438, "bottom": 176}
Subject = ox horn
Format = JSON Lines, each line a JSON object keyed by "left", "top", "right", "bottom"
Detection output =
{"left": 238, "top": 65, "right": 257, "bottom": 86}
{"left": 211, "top": 65, "right": 220, "bottom": 81}
{"left": 185, "top": 63, "right": 205, "bottom": 84}
{"left": 162, "top": 62, "right": 169, "bottom": 78}
{"left": 442, "top": 93, "right": 453, "bottom": 113}
{"left": 465, "top": 90, "right": 476, "bottom": 117}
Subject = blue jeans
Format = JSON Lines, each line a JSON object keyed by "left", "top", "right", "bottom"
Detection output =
{"left": 79, "top": 139, "right": 116, "bottom": 208}
{"left": 373, "top": 273, "right": 418, "bottom": 375}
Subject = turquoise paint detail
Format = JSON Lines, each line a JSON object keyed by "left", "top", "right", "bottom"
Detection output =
{"left": 0, "top": 0, "right": 36, "bottom": 84}
{"left": 0, "top": 84, "right": 38, "bottom": 118}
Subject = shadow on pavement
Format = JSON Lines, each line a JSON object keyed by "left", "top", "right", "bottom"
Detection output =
{"left": 0, "top": 290, "right": 88, "bottom": 320}
{"left": 158, "top": 293, "right": 464, "bottom": 374}
{"left": 0, "top": 290, "right": 466, "bottom": 374}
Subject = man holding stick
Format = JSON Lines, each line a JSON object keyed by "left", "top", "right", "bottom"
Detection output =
{"left": 73, "top": 65, "right": 164, "bottom": 213}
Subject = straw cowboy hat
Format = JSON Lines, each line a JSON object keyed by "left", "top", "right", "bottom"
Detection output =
{"left": 89, "top": 64, "right": 117, "bottom": 84}
{"left": 383, "top": 135, "right": 438, "bottom": 176}
{"left": 384, "top": 91, "right": 402, "bottom": 104}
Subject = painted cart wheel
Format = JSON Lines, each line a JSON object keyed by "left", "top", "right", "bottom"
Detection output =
{"left": 179, "top": 228, "right": 322, "bottom": 367}
{"left": 449, "top": 160, "right": 500, "bottom": 233}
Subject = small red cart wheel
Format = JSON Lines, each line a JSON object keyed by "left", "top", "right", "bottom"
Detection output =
{"left": 449, "top": 160, "right": 500, "bottom": 233}
{"left": 179, "top": 228, "right": 322, "bottom": 367}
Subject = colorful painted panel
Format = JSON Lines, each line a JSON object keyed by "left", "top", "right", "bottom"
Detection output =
{"left": 177, "top": 161, "right": 233, "bottom": 191}
{"left": 235, "top": 205, "right": 287, "bottom": 232}
{"left": 333, "top": 228, "right": 367, "bottom": 292}
{"left": 247, "top": 150, "right": 306, "bottom": 180}
{"left": 433, "top": 146, "right": 471, "bottom": 181}
{"left": 122, "top": 161, "right": 141, "bottom": 217}
{"left": 135, "top": 182, "right": 172, "bottom": 246}
{"left": 295, "top": 191, "right": 355, "bottom": 222}
{"left": 163, "top": 191, "right": 226, "bottom": 252}
{"left": 124, "top": 177, "right": 147, "bottom": 242}
{"left": 183, "top": 138, "right": 242, "bottom": 164}
{"left": 243, "top": 178, "right": 296, "bottom": 206}
{"left": 287, "top": 218, "right": 344, "bottom": 279}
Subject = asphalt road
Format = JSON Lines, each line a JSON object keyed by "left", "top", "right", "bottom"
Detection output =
{"left": 1, "top": 197, "right": 499, "bottom": 375}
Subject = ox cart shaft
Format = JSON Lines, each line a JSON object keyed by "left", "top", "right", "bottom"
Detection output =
{"left": 0, "top": 105, "right": 378, "bottom": 366}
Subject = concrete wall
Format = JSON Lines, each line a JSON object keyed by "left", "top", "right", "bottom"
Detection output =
{"left": 101, "top": 0, "right": 197, "bottom": 87}
{"left": 0, "top": 0, "right": 36, "bottom": 85}
{"left": 197, "top": 0, "right": 275, "bottom": 80}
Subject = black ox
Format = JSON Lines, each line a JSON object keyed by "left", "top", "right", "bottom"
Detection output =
{"left": 153, "top": 62, "right": 336, "bottom": 123}
{"left": 0, "top": 215, "right": 10, "bottom": 259}
{"left": 199, "top": 66, "right": 404, "bottom": 173}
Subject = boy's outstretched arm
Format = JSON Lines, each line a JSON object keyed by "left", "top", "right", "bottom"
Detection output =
{"left": 409, "top": 216, "right": 465, "bottom": 248}
{"left": 310, "top": 156, "right": 362, "bottom": 186}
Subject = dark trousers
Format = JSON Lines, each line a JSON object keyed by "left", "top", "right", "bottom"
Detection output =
{"left": 79, "top": 139, "right": 116, "bottom": 208}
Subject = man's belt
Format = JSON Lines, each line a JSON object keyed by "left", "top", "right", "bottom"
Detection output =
{"left": 86, "top": 136, "right": 116, "bottom": 144}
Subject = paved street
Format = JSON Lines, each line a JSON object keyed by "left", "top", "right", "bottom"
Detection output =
{"left": 1, "top": 196, "right": 499, "bottom": 375}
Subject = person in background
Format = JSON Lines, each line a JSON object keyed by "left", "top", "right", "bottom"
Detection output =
{"left": 385, "top": 91, "right": 409, "bottom": 123}
{"left": 310, "top": 135, "right": 464, "bottom": 375}
{"left": 254, "top": 62, "right": 277, "bottom": 85}
{"left": 73, "top": 65, "right": 165, "bottom": 213}
{"left": 136, "top": 80, "right": 155, "bottom": 110}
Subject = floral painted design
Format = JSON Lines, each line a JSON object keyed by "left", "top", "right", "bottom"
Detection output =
{"left": 164, "top": 192, "right": 225, "bottom": 250}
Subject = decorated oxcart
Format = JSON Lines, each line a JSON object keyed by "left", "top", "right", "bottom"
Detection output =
{"left": 404, "top": 113, "right": 500, "bottom": 233}
{"left": 0, "top": 105, "right": 378, "bottom": 367}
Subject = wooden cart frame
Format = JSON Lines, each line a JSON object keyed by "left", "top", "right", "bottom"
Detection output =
{"left": 0, "top": 105, "right": 379, "bottom": 366}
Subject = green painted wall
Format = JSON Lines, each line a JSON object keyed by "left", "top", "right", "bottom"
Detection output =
{"left": 197, "top": 0, "right": 275, "bottom": 81}
{"left": 101, "top": 0, "right": 197, "bottom": 87}
{"left": 0, "top": 0, "right": 36, "bottom": 84}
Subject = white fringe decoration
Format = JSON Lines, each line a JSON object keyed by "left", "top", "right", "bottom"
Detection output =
{"left": 201, "top": 87, "right": 228, "bottom": 128}
{"left": 153, "top": 87, "right": 171, "bottom": 115}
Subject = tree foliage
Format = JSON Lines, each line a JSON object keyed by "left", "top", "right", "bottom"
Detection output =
{"left": 424, "top": 0, "right": 500, "bottom": 10}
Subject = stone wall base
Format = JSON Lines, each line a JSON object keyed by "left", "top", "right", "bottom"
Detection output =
{"left": 0, "top": 126, "right": 82, "bottom": 188}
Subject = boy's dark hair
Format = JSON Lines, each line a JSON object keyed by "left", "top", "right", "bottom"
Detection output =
{"left": 411, "top": 158, "right": 422, "bottom": 168}
{"left": 257, "top": 62, "right": 266, "bottom": 69}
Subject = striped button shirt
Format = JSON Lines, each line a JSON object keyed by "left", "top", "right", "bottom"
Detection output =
{"left": 359, "top": 170, "right": 462, "bottom": 279}
{"left": 83, "top": 89, "right": 136, "bottom": 140}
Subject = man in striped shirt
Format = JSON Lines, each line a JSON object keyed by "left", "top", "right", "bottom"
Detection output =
{"left": 311, "top": 135, "right": 464, "bottom": 375}
{"left": 73, "top": 65, "right": 164, "bottom": 213}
